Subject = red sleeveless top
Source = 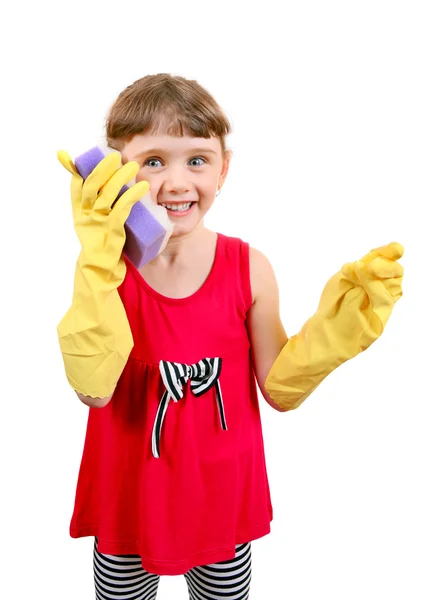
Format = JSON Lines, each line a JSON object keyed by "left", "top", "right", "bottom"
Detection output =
{"left": 69, "top": 233, "right": 273, "bottom": 575}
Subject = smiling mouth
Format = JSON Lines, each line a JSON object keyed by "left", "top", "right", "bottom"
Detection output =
{"left": 159, "top": 202, "right": 194, "bottom": 212}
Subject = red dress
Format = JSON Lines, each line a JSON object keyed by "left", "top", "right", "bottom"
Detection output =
{"left": 69, "top": 233, "right": 273, "bottom": 575}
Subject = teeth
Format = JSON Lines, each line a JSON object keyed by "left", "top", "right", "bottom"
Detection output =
{"left": 160, "top": 202, "right": 192, "bottom": 211}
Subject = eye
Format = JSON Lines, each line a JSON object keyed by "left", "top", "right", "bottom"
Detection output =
{"left": 189, "top": 156, "right": 206, "bottom": 167}
{"left": 144, "top": 158, "right": 163, "bottom": 168}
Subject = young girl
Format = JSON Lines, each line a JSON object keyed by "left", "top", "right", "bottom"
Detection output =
{"left": 57, "top": 73, "right": 403, "bottom": 600}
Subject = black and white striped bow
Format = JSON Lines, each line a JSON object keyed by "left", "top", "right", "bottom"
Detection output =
{"left": 152, "top": 358, "right": 227, "bottom": 458}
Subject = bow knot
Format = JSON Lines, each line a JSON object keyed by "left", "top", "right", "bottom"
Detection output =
{"left": 152, "top": 358, "right": 226, "bottom": 458}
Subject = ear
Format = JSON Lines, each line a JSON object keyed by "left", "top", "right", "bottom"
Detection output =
{"left": 218, "top": 150, "right": 232, "bottom": 190}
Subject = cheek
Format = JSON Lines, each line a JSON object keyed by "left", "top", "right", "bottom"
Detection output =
{"left": 135, "top": 171, "right": 146, "bottom": 183}
{"left": 135, "top": 171, "right": 153, "bottom": 188}
{"left": 136, "top": 172, "right": 161, "bottom": 199}
{"left": 204, "top": 180, "right": 219, "bottom": 196}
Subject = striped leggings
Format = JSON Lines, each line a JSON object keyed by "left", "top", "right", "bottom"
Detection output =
{"left": 93, "top": 537, "right": 252, "bottom": 600}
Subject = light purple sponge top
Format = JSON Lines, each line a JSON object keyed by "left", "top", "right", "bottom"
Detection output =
{"left": 74, "top": 146, "right": 172, "bottom": 268}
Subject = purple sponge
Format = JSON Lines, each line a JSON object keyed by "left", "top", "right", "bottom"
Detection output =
{"left": 74, "top": 146, "right": 173, "bottom": 269}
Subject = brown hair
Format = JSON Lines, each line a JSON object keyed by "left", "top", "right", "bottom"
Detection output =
{"left": 106, "top": 73, "right": 232, "bottom": 154}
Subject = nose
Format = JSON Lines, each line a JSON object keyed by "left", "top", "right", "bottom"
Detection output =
{"left": 162, "top": 166, "right": 191, "bottom": 195}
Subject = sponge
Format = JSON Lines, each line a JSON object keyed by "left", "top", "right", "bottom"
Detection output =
{"left": 74, "top": 146, "right": 173, "bottom": 268}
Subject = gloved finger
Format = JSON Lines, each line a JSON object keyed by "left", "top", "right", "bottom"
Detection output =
{"left": 341, "top": 261, "right": 360, "bottom": 284}
{"left": 82, "top": 153, "right": 122, "bottom": 212}
{"left": 367, "top": 256, "right": 404, "bottom": 279}
{"left": 57, "top": 151, "right": 85, "bottom": 218}
{"left": 343, "top": 256, "right": 403, "bottom": 284}
{"left": 381, "top": 277, "right": 403, "bottom": 300}
{"left": 342, "top": 284, "right": 367, "bottom": 312}
{"left": 318, "top": 271, "right": 356, "bottom": 315}
{"left": 114, "top": 181, "right": 151, "bottom": 224}
{"left": 361, "top": 261, "right": 403, "bottom": 299}
{"left": 95, "top": 161, "right": 141, "bottom": 213}
{"left": 343, "top": 260, "right": 403, "bottom": 300}
{"left": 57, "top": 150, "right": 80, "bottom": 177}
{"left": 362, "top": 242, "right": 404, "bottom": 265}
{"left": 69, "top": 176, "right": 84, "bottom": 222}
{"left": 353, "top": 262, "right": 396, "bottom": 328}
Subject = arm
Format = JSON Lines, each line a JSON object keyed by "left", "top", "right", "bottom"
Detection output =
{"left": 75, "top": 391, "right": 114, "bottom": 408}
{"left": 247, "top": 247, "right": 289, "bottom": 412}
{"left": 56, "top": 151, "right": 146, "bottom": 399}
{"left": 264, "top": 242, "right": 404, "bottom": 411}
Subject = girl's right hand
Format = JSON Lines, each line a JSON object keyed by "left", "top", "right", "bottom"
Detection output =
{"left": 57, "top": 150, "right": 143, "bottom": 398}
{"left": 57, "top": 150, "right": 149, "bottom": 282}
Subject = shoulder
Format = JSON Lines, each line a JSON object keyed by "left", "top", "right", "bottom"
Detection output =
{"left": 248, "top": 246, "right": 279, "bottom": 303}
{"left": 219, "top": 234, "right": 278, "bottom": 303}
{"left": 217, "top": 234, "right": 279, "bottom": 302}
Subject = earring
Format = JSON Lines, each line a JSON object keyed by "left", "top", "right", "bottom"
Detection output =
{"left": 216, "top": 188, "right": 221, "bottom": 197}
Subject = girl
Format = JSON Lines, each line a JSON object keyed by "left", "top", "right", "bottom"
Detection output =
{"left": 57, "top": 73, "right": 403, "bottom": 600}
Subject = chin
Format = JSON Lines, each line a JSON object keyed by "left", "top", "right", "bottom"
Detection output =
{"left": 170, "top": 220, "right": 204, "bottom": 239}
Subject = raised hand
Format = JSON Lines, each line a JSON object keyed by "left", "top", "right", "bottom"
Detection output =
{"left": 265, "top": 242, "right": 404, "bottom": 411}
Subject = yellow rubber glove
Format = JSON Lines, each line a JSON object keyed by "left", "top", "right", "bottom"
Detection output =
{"left": 57, "top": 150, "right": 150, "bottom": 398}
{"left": 265, "top": 242, "right": 404, "bottom": 411}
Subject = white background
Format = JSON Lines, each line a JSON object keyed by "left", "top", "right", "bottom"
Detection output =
{"left": 1, "top": 1, "right": 423, "bottom": 598}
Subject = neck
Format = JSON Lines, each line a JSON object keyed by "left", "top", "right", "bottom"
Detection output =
{"left": 158, "top": 223, "right": 215, "bottom": 264}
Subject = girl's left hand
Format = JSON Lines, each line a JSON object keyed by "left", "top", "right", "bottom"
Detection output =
{"left": 341, "top": 242, "right": 404, "bottom": 333}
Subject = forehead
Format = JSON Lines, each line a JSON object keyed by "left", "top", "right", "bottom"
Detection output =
{"left": 121, "top": 133, "right": 221, "bottom": 161}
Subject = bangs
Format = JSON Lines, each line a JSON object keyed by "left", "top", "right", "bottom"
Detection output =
{"left": 105, "top": 75, "right": 231, "bottom": 150}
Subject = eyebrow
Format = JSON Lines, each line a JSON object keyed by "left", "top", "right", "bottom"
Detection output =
{"left": 133, "top": 147, "right": 218, "bottom": 159}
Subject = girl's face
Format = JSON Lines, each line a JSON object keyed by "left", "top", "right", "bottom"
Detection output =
{"left": 121, "top": 133, "right": 230, "bottom": 238}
